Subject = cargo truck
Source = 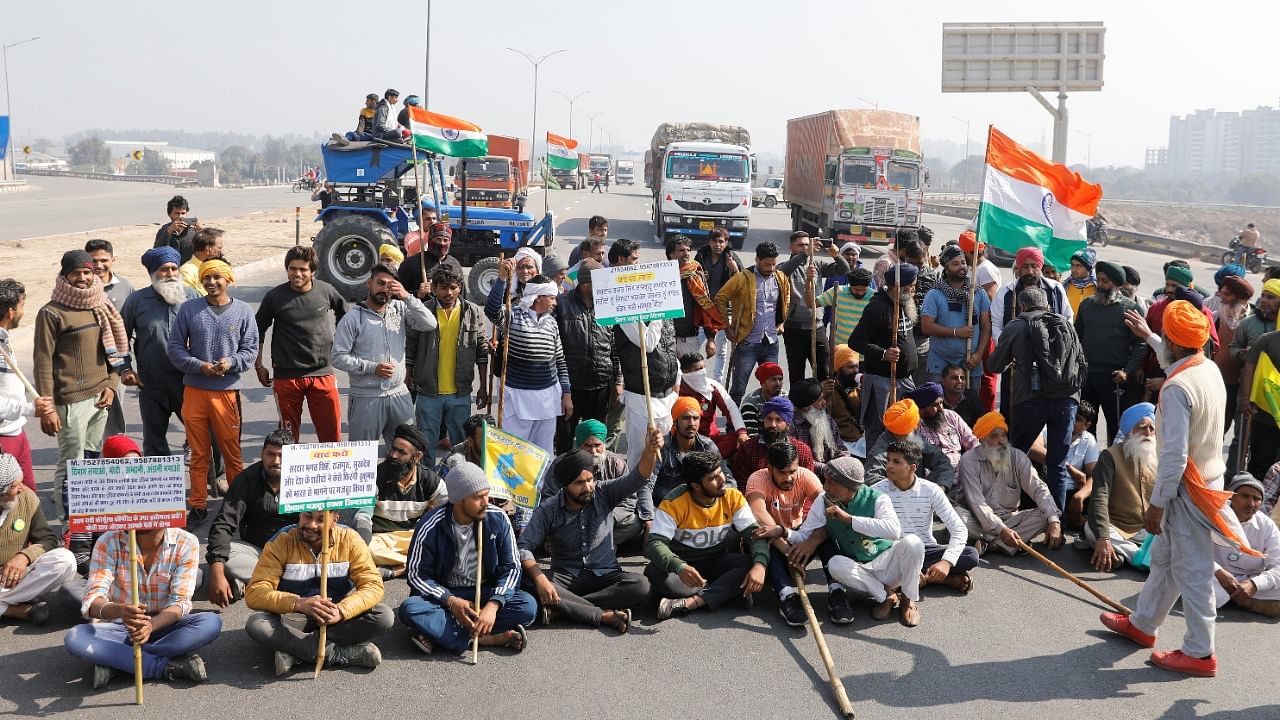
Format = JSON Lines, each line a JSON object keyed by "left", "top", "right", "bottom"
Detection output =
{"left": 588, "top": 154, "right": 612, "bottom": 184}
{"left": 451, "top": 134, "right": 529, "bottom": 209}
{"left": 784, "top": 109, "right": 925, "bottom": 245}
{"left": 549, "top": 151, "right": 589, "bottom": 189}
{"left": 647, "top": 122, "right": 754, "bottom": 249}
{"left": 615, "top": 159, "right": 635, "bottom": 185}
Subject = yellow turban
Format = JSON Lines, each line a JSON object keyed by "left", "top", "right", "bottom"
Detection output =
{"left": 198, "top": 258, "right": 234, "bottom": 284}
{"left": 1263, "top": 279, "right": 1280, "bottom": 299}
{"left": 973, "top": 411, "right": 1009, "bottom": 440}
{"left": 379, "top": 244, "right": 405, "bottom": 264}
{"left": 671, "top": 395, "right": 702, "bottom": 422}
{"left": 834, "top": 344, "right": 856, "bottom": 369}
{"left": 882, "top": 399, "right": 919, "bottom": 436}
{"left": 1162, "top": 299, "right": 1210, "bottom": 350}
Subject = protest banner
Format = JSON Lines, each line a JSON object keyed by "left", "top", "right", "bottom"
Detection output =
{"left": 590, "top": 259, "right": 685, "bottom": 326}
{"left": 278, "top": 441, "right": 378, "bottom": 513}
{"left": 483, "top": 423, "right": 551, "bottom": 510}
{"left": 66, "top": 456, "right": 187, "bottom": 533}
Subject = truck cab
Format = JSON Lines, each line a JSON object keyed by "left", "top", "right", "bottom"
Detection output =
{"left": 820, "top": 148, "right": 923, "bottom": 244}
{"left": 615, "top": 159, "right": 635, "bottom": 185}
{"left": 588, "top": 154, "right": 611, "bottom": 183}
{"left": 452, "top": 156, "right": 517, "bottom": 208}
{"left": 654, "top": 140, "right": 753, "bottom": 248}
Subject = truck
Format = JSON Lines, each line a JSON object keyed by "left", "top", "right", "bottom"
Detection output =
{"left": 751, "top": 177, "right": 784, "bottom": 207}
{"left": 784, "top": 109, "right": 925, "bottom": 245}
{"left": 549, "top": 151, "right": 589, "bottom": 189}
{"left": 615, "top": 159, "right": 635, "bottom": 185}
{"left": 647, "top": 122, "right": 754, "bottom": 249}
{"left": 450, "top": 134, "right": 528, "bottom": 210}
{"left": 588, "top": 154, "right": 612, "bottom": 184}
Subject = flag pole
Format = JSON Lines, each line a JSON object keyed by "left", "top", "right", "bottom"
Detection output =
{"left": 638, "top": 322, "right": 655, "bottom": 430}
{"left": 409, "top": 137, "right": 428, "bottom": 286}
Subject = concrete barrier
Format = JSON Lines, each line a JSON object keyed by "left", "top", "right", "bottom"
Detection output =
{"left": 17, "top": 168, "right": 197, "bottom": 186}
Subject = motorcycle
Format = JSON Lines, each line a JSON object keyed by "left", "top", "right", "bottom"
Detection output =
{"left": 1086, "top": 217, "right": 1109, "bottom": 246}
{"left": 1221, "top": 236, "right": 1268, "bottom": 273}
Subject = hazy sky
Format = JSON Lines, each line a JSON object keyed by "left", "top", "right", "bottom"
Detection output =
{"left": 5, "top": 1, "right": 1275, "bottom": 168}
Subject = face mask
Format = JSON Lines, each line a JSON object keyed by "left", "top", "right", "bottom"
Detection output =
{"left": 683, "top": 369, "right": 710, "bottom": 394}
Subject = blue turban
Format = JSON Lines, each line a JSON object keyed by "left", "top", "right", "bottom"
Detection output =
{"left": 1214, "top": 263, "right": 1246, "bottom": 289}
{"left": 142, "top": 246, "right": 181, "bottom": 274}
{"left": 761, "top": 396, "right": 795, "bottom": 426}
{"left": 1119, "top": 402, "right": 1155, "bottom": 436}
{"left": 909, "top": 382, "right": 944, "bottom": 407}
{"left": 881, "top": 263, "right": 919, "bottom": 288}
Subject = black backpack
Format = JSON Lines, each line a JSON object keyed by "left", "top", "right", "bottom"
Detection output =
{"left": 1022, "top": 310, "right": 1087, "bottom": 399}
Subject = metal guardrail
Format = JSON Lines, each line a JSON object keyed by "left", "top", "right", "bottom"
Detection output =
{"left": 17, "top": 168, "right": 197, "bottom": 186}
{"left": 926, "top": 192, "right": 1280, "bottom": 213}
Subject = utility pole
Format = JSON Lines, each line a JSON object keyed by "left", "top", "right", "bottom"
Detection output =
{"left": 553, "top": 90, "right": 590, "bottom": 141}
{"left": 952, "top": 115, "right": 971, "bottom": 198}
{"left": 582, "top": 110, "right": 606, "bottom": 154}
{"left": 507, "top": 48, "right": 567, "bottom": 185}
{"left": 2, "top": 36, "right": 40, "bottom": 180}
{"left": 423, "top": 0, "right": 432, "bottom": 107}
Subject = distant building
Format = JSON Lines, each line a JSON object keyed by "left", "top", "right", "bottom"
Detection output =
{"left": 1144, "top": 147, "right": 1168, "bottom": 176}
{"left": 104, "top": 141, "right": 216, "bottom": 172}
{"left": 1167, "top": 107, "right": 1280, "bottom": 180}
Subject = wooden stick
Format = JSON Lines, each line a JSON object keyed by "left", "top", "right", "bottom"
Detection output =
{"left": 809, "top": 241, "right": 818, "bottom": 375}
{"left": 889, "top": 257, "right": 901, "bottom": 405}
{"left": 129, "top": 530, "right": 144, "bottom": 705}
{"left": 962, "top": 240, "right": 980, "bottom": 383}
{"left": 828, "top": 283, "right": 838, "bottom": 378}
{"left": 789, "top": 567, "right": 855, "bottom": 718}
{"left": 481, "top": 253, "right": 506, "bottom": 410}
{"left": 496, "top": 272, "right": 515, "bottom": 429}
{"left": 314, "top": 512, "right": 330, "bottom": 678}
{"left": 471, "top": 515, "right": 484, "bottom": 665}
{"left": 410, "top": 141, "right": 427, "bottom": 281}
{"left": 0, "top": 343, "right": 37, "bottom": 400}
{"left": 1238, "top": 410, "right": 1253, "bottom": 474}
{"left": 637, "top": 322, "right": 655, "bottom": 430}
{"left": 1014, "top": 538, "right": 1133, "bottom": 615}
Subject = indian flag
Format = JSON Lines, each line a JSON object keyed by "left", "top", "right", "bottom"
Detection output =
{"left": 547, "top": 132, "right": 579, "bottom": 170}
{"left": 977, "top": 126, "right": 1103, "bottom": 271}
{"left": 407, "top": 107, "right": 488, "bottom": 158}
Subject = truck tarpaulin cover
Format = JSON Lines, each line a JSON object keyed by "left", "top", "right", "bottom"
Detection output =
{"left": 649, "top": 123, "right": 752, "bottom": 156}
{"left": 785, "top": 109, "right": 920, "bottom": 208}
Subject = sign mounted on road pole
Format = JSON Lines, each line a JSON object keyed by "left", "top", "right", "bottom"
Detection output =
{"left": 590, "top": 259, "right": 685, "bottom": 326}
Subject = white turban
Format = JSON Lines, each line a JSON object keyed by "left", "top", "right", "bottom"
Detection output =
{"left": 520, "top": 280, "right": 559, "bottom": 308}
{"left": 514, "top": 247, "right": 542, "bottom": 274}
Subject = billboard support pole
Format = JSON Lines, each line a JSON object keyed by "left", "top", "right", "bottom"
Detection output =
{"left": 1026, "top": 86, "right": 1069, "bottom": 165}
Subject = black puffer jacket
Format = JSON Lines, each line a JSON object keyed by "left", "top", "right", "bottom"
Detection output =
{"left": 555, "top": 288, "right": 618, "bottom": 391}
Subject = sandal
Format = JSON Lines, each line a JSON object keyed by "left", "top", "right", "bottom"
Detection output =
{"left": 504, "top": 624, "right": 527, "bottom": 653}
{"left": 410, "top": 632, "right": 434, "bottom": 655}
{"left": 941, "top": 572, "right": 974, "bottom": 595}
{"left": 615, "top": 608, "right": 631, "bottom": 635}
{"left": 539, "top": 606, "right": 553, "bottom": 626}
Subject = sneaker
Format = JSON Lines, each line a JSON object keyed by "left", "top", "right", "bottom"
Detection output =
{"left": 1099, "top": 612, "right": 1157, "bottom": 648}
{"left": 779, "top": 594, "right": 806, "bottom": 627}
{"left": 273, "top": 650, "right": 296, "bottom": 677}
{"left": 329, "top": 133, "right": 350, "bottom": 147}
{"left": 656, "top": 597, "right": 689, "bottom": 621}
{"left": 187, "top": 508, "right": 209, "bottom": 526}
{"left": 329, "top": 642, "right": 382, "bottom": 669}
{"left": 826, "top": 588, "right": 855, "bottom": 625}
{"left": 92, "top": 664, "right": 114, "bottom": 690}
{"left": 379, "top": 567, "right": 395, "bottom": 581}
{"left": 1150, "top": 650, "right": 1217, "bottom": 678}
{"left": 164, "top": 654, "right": 208, "bottom": 683}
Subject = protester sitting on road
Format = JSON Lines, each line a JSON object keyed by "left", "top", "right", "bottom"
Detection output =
{"left": 0, "top": 454, "right": 75, "bottom": 625}
{"left": 676, "top": 351, "right": 746, "bottom": 457}
{"left": 872, "top": 440, "right": 976, "bottom": 595}
{"left": 204, "top": 430, "right": 298, "bottom": 607}
{"left": 366, "top": 424, "right": 446, "bottom": 577}
{"left": 910, "top": 382, "right": 977, "bottom": 471}
{"left": 733, "top": 396, "right": 815, "bottom": 482}
{"left": 863, "top": 398, "right": 955, "bottom": 490}
{"left": 739, "top": 361, "right": 785, "bottom": 438}
{"left": 1213, "top": 474, "right": 1280, "bottom": 618}
{"left": 245, "top": 510, "right": 392, "bottom": 676}
{"left": 787, "top": 455, "right": 924, "bottom": 626}
{"left": 645, "top": 450, "right": 768, "bottom": 621}
{"left": 744, "top": 441, "right": 825, "bottom": 626}
{"left": 789, "top": 377, "right": 848, "bottom": 475}
{"left": 653, "top": 398, "right": 733, "bottom": 508}
{"left": 66, "top": 435, "right": 143, "bottom": 598}
{"left": 954, "top": 412, "right": 1064, "bottom": 557}
{"left": 154, "top": 195, "right": 200, "bottom": 264}
{"left": 398, "top": 462, "right": 536, "bottom": 655}
{"left": 519, "top": 427, "right": 661, "bottom": 633}
{"left": 65, "top": 523, "right": 218, "bottom": 688}
{"left": 552, "top": 419, "right": 651, "bottom": 546}
{"left": 178, "top": 228, "right": 225, "bottom": 297}
{"left": 826, "top": 345, "right": 862, "bottom": 448}
{"left": 1084, "top": 403, "right": 1157, "bottom": 573}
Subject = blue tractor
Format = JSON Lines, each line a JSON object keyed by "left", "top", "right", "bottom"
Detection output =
{"left": 314, "top": 141, "right": 554, "bottom": 301}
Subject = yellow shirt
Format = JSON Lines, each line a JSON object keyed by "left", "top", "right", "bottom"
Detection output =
{"left": 180, "top": 258, "right": 208, "bottom": 297}
{"left": 436, "top": 305, "right": 461, "bottom": 394}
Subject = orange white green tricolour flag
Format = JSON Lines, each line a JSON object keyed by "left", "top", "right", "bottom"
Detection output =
{"left": 977, "top": 126, "right": 1103, "bottom": 271}
{"left": 407, "top": 107, "right": 488, "bottom": 158}
{"left": 546, "top": 132, "right": 579, "bottom": 170}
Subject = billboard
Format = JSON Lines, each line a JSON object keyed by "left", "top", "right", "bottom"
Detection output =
{"left": 942, "top": 22, "right": 1105, "bottom": 93}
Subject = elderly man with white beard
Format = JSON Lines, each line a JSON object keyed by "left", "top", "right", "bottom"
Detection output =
{"left": 788, "top": 378, "right": 848, "bottom": 475}
{"left": 954, "top": 412, "right": 1064, "bottom": 556}
{"left": 120, "top": 247, "right": 201, "bottom": 458}
{"left": 1086, "top": 403, "right": 1158, "bottom": 572}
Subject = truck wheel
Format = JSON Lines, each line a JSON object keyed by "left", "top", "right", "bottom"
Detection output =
{"left": 314, "top": 215, "right": 396, "bottom": 302}
{"left": 468, "top": 257, "right": 503, "bottom": 299}
{"left": 764, "top": 196, "right": 777, "bottom": 208}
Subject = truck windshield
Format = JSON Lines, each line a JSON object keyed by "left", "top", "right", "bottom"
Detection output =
{"left": 841, "top": 160, "right": 877, "bottom": 186}
{"left": 887, "top": 161, "right": 919, "bottom": 189}
{"left": 764, "top": 178, "right": 782, "bottom": 189}
{"left": 666, "top": 152, "right": 749, "bottom": 182}
{"left": 590, "top": 159, "right": 609, "bottom": 171}
{"left": 465, "top": 159, "right": 509, "bottom": 180}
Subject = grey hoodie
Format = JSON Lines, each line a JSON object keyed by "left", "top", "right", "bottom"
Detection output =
{"left": 332, "top": 294, "right": 435, "bottom": 397}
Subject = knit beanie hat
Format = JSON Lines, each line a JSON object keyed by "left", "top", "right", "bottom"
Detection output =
{"left": 445, "top": 462, "right": 489, "bottom": 503}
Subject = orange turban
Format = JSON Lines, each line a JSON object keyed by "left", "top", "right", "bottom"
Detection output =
{"left": 671, "top": 395, "right": 702, "bottom": 422}
{"left": 1162, "top": 299, "right": 1210, "bottom": 349}
{"left": 834, "top": 344, "right": 856, "bottom": 369}
{"left": 958, "top": 230, "right": 985, "bottom": 254}
{"left": 882, "top": 399, "right": 920, "bottom": 436}
{"left": 973, "top": 412, "right": 1008, "bottom": 440}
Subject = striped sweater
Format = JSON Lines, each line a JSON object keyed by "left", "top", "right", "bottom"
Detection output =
{"left": 485, "top": 279, "right": 570, "bottom": 393}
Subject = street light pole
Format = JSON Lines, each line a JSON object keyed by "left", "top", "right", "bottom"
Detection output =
{"left": 553, "top": 90, "right": 590, "bottom": 141}
{"left": 1075, "top": 130, "right": 1092, "bottom": 172}
{"left": 423, "top": 0, "right": 432, "bottom": 107}
{"left": 507, "top": 47, "right": 567, "bottom": 186}
{"left": 857, "top": 96, "right": 879, "bottom": 110}
{"left": 2, "top": 36, "right": 40, "bottom": 175}
{"left": 952, "top": 115, "right": 971, "bottom": 198}
{"left": 582, "top": 110, "right": 606, "bottom": 154}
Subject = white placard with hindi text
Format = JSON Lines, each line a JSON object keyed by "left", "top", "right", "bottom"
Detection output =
{"left": 279, "top": 441, "right": 378, "bottom": 513}
{"left": 590, "top": 259, "right": 686, "bottom": 326}
{"left": 67, "top": 456, "right": 187, "bottom": 533}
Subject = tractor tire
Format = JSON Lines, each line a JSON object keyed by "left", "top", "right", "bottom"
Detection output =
{"left": 763, "top": 196, "right": 777, "bottom": 208}
{"left": 468, "top": 256, "right": 503, "bottom": 300}
{"left": 314, "top": 215, "right": 397, "bottom": 302}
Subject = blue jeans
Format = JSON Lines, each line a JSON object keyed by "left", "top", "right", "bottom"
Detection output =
{"left": 64, "top": 612, "right": 222, "bottom": 678}
{"left": 1008, "top": 397, "right": 1078, "bottom": 511}
{"left": 398, "top": 587, "right": 537, "bottom": 655}
{"left": 414, "top": 392, "right": 472, "bottom": 461}
{"left": 729, "top": 337, "right": 779, "bottom": 403}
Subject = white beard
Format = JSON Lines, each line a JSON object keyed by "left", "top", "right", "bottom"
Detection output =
{"left": 1156, "top": 335, "right": 1176, "bottom": 370}
{"left": 1121, "top": 435, "right": 1158, "bottom": 476}
{"left": 984, "top": 443, "right": 1011, "bottom": 475}
{"left": 152, "top": 277, "right": 187, "bottom": 306}
{"left": 800, "top": 407, "right": 836, "bottom": 461}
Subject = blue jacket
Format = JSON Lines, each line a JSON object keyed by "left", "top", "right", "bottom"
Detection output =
{"left": 405, "top": 503, "right": 521, "bottom": 608}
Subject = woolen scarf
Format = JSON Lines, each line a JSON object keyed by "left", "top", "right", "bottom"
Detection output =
{"left": 50, "top": 275, "right": 128, "bottom": 367}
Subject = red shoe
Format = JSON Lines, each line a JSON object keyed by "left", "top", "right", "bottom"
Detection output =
{"left": 1150, "top": 650, "right": 1217, "bottom": 677}
{"left": 1099, "top": 612, "right": 1156, "bottom": 648}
